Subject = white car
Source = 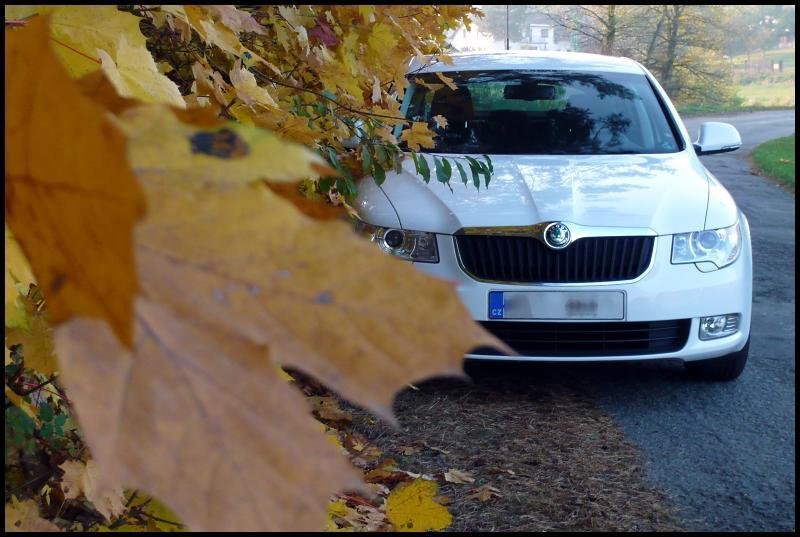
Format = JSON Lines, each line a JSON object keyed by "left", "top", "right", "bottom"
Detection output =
{"left": 354, "top": 51, "right": 752, "bottom": 381}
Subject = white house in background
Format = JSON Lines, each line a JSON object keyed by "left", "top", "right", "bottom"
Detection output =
{"left": 448, "top": 19, "right": 496, "bottom": 51}
{"left": 529, "top": 23, "right": 555, "bottom": 50}
{"left": 523, "top": 15, "right": 574, "bottom": 52}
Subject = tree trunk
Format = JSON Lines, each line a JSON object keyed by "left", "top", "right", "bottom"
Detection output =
{"left": 603, "top": 5, "right": 617, "bottom": 55}
{"left": 645, "top": 6, "right": 667, "bottom": 68}
{"left": 660, "top": 5, "right": 682, "bottom": 94}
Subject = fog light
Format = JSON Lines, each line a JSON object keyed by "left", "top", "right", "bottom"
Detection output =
{"left": 699, "top": 314, "right": 740, "bottom": 340}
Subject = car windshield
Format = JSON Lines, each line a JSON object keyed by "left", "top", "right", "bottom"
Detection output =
{"left": 402, "top": 70, "right": 682, "bottom": 155}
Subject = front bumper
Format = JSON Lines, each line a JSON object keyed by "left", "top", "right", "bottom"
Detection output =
{"left": 413, "top": 216, "right": 753, "bottom": 363}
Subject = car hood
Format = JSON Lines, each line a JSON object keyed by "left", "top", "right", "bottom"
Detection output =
{"left": 364, "top": 151, "right": 712, "bottom": 235}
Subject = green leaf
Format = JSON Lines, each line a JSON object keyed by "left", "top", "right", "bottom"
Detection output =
{"left": 455, "top": 160, "right": 468, "bottom": 185}
{"left": 471, "top": 158, "right": 491, "bottom": 189}
{"left": 39, "top": 402, "right": 54, "bottom": 422}
{"left": 465, "top": 157, "right": 481, "bottom": 190}
{"left": 326, "top": 146, "right": 341, "bottom": 170}
{"left": 433, "top": 156, "right": 445, "bottom": 184}
{"left": 417, "top": 154, "right": 431, "bottom": 183}
{"left": 372, "top": 163, "right": 386, "bottom": 186}
{"left": 483, "top": 154, "right": 493, "bottom": 174}
{"left": 441, "top": 158, "right": 452, "bottom": 182}
{"left": 374, "top": 145, "right": 388, "bottom": 167}
{"left": 410, "top": 152, "right": 421, "bottom": 176}
{"left": 41, "top": 422, "right": 53, "bottom": 439}
{"left": 318, "top": 177, "right": 335, "bottom": 193}
{"left": 361, "top": 145, "right": 373, "bottom": 175}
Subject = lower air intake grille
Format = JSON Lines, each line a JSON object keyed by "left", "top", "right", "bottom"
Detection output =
{"left": 472, "top": 319, "right": 691, "bottom": 357}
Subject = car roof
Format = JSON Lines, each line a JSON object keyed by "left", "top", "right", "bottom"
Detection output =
{"left": 409, "top": 50, "right": 645, "bottom": 75}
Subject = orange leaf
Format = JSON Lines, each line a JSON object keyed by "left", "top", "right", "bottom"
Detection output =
{"left": 5, "top": 16, "right": 145, "bottom": 345}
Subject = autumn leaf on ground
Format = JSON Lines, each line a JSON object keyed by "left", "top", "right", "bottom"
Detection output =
{"left": 307, "top": 395, "right": 354, "bottom": 423}
{"left": 364, "top": 459, "right": 414, "bottom": 488}
{"left": 5, "top": 16, "right": 145, "bottom": 346}
{"left": 444, "top": 468, "right": 476, "bottom": 484}
{"left": 385, "top": 478, "right": 452, "bottom": 532}
{"left": 5, "top": 496, "right": 61, "bottom": 532}
{"left": 400, "top": 121, "right": 437, "bottom": 152}
{"left": 467, "top": 484, "right": 503, "bottom": 502}
{"left": 59, "top": 460, "right": 126, "bottom": 520}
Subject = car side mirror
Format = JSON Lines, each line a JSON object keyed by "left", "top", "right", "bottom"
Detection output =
{"left": 693, "top": 122, "right": 742, "bottom": 156}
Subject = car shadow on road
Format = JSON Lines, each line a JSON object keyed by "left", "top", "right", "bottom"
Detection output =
{"left": 406, "top": 358, "right": 715, "bottom": 406}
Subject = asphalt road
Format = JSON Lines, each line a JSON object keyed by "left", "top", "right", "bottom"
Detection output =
{"left": 468, "top": 109, "right": 795, "bottom": 531}
{"left": 591, "top": 110, "right": 796, "bottom": 531}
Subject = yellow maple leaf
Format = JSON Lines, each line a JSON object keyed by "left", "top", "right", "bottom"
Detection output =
{"left": 385, "top": 478, "right": 452, "bottom": 532}
{"left": 4, "top": 496, "right": 60, "bottom": 532}
{"left": 367, "top": 22, "right": 398, "bottom": 57}
{"left": 59, "top": 460, "right": 126, "bottom": 521}
{"left": 48, "top": 104, "right": 505, "bottom": 531}
{"left": 435, "top": 71, "right": 458, "bottom": 91}
{"left": 5, "top": 293, "right": 58, "bottom": 376}
{"left": 43, "top": 6, "right": 147, "bottom": 78}
{"left": 229, "top": 58, "right": 278, "bottom": 109}
{"left": 400, "top": 122, "right": 437, "bottom": 152}
{"left": 5, "top": 16, "right": 145, "bottom": 346}
{"left": 98, "top": 35, "right": 185, "bottom": 108}
{"left": 5, "top": 226, "right": 36, "bottom": 330}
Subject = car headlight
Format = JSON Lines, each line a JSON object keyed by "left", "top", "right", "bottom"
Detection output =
{"left": 671, "top": 221, "right": 741, "bottom": 269}
{"left": 354, "top": 220, "right": 439, "bottom": 263}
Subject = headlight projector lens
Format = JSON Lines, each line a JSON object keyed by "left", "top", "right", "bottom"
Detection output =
{"left": 383, "top": 229, "right": 405, "bottom": 249}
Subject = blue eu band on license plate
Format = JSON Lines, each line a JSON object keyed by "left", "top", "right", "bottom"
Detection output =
{"left": 488, "top": 291, "right": 505, "bottom": 319}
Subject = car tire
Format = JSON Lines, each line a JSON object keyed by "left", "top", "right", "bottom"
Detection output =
{"left": 684, "top": 337, "right": 750, "bottom": 381}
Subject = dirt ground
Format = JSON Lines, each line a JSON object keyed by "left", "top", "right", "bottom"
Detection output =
{"left": 344, "top": 368, "right": 685, "bottom": 532}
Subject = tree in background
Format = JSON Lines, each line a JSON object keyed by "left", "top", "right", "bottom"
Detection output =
{"left": 529, "top": 5, "right": 738, "bottom": 107}
{"left": 475, "top": 4, "right": 535, "bottom": 44}
{"left": 535, "top": 5, "right": 641, "bottom": 56}
{"left": 724, "top": 5, "right": 795, "bottom": 56}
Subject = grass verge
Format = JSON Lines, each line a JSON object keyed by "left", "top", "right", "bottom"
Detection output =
{"left": 751, "top": 134, "right": 795, "bottom": 191}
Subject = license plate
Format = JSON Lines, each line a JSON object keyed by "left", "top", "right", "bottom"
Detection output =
{"left": 488, "top": 291, "right": 625, "bottom": 320}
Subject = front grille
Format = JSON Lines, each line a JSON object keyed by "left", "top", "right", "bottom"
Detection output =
{"left": 455, "top": 235, "right": 655, "bottom": 283}
{"left": 472, "top": 319, "right": 691, "bottom": 357}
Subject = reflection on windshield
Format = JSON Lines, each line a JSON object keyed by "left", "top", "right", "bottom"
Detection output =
{"left": 403, "top": 70, "right": 681, "bottom": 155}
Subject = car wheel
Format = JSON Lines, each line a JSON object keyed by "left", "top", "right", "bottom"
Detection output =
{"left": 685, "top": 337, "right": 750, "bottom": 381}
